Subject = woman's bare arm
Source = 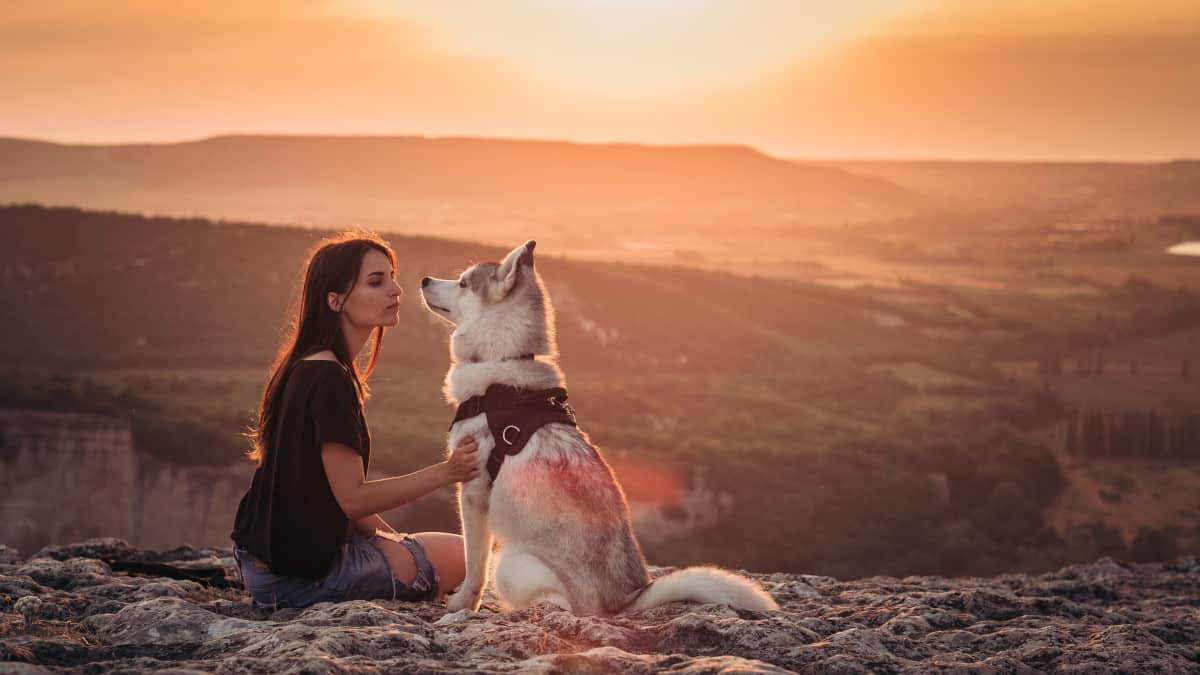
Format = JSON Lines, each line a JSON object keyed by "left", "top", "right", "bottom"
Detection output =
{"left": 352, "top": 514, "right": 397, "bottom": 537}
{"left": 321, "top": 436, "right": 479, "bottom": 521}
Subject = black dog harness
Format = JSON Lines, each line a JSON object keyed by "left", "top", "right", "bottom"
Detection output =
{"left": 449, "top": 384, "right": 578, "bottom": 484}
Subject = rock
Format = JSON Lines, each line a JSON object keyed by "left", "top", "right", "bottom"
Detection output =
{"left": 515, "top": 646, "right": 793, "bottom": 673}
{"left": 15, "top": 558, "right": 111, "bottom": 591}
{"left": 0, "top": 546, "right": 20, "bottom": 566}
{"left": 32, "top": 538, "right": 139, "bottom": 562}
{"left": 1, "top": 541, "right": 1199, "bottom": 672}
{"left": 788, "top": 580, "right": 822, "bottom": 599}
{"left": 433, "top": 608, "right": 473, "bottom": 626}
{"left": 82, "top": 596, "right": 257, "bottom": 645}
{"left": 0, "top": 663, "right": 53, "bottom": 674}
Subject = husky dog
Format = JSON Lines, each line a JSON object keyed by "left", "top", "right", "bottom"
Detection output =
{"left": 420, "top": 241, "right": 778, "bottom": 615}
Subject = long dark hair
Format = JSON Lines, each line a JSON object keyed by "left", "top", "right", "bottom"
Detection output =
{"left": 246, "top": 230, "right": 397, "bottom": 464}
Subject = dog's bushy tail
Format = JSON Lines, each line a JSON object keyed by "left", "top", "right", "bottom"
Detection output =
{"left": 623, "top": 566, "right": 779, "bottom": 613}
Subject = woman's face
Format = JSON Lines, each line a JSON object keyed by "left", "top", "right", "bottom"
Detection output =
{"left": 336, "top": 249, "right": 402, "bottom": 329}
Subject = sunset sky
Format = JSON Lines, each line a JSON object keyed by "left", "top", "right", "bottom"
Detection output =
{"left": 2, "top": 0, "right": 1198, "bottom": 159}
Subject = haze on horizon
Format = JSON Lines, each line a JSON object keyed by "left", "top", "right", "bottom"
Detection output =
{"left": 2, "top": 0, "right": 1198, "bottom": 160}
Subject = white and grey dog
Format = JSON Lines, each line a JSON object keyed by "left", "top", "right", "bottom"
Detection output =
{"left": 420, "top": 240, "right": 778, "bottom": 615}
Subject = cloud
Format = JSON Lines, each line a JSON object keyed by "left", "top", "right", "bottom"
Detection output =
{"left": 0, "top": 0, "right": 554, "bottom": 141}
{"left": 881, "top": 0, "right": 1200, "bottom": 35}
{"left": 692, "top": 1, "right": 1200, "bottom": 158}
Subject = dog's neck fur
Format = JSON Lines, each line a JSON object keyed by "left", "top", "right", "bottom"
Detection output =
{"left": 441, "top": 265, "right": 563, "bottom": 405}
{"left": 443, "top": 357, "right": 565, "bottom": 405}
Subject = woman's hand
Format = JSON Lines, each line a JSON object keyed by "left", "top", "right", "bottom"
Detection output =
{"left": 444, "top": 435, "right": 480, "bottom": 484}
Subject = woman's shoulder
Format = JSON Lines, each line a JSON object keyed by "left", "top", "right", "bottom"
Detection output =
{"left": 277, "top": 363, "right": 359, "bottom": 418}
{"left": 300, "top": 350, "right": 339, "bottom": 363}
{"left": 296, "top": 359, "right": 353, "bottom": 380}
{"left": 285, "top": 357, "right": 354, "bottom": 392}
{"left": 299, "top": 357, "right": 361, "bottom": 396}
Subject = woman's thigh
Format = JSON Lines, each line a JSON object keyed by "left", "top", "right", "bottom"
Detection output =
{"left": 411, "top": 531, "right": 466, "bottom": 594}
{"left": 370, "top": 535, "right": 419, "bottom": 585}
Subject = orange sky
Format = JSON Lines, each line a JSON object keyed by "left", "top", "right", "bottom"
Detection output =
{"left": 2, "top": 0, "right": 1198, "bottom": 159}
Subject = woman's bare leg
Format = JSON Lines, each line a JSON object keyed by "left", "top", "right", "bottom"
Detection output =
{"left": 412, "top": 531, "right": 467, "bottom": 599}
{"left": 371, "top": 536, "right": 418, "bottom": 585}
{"left": 370, "top": 531, "right": 466, "bottom": 601}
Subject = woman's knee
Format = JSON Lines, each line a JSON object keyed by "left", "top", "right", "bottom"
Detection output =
{"left": 412, "top": 532, "right": 466, "bottom": 587}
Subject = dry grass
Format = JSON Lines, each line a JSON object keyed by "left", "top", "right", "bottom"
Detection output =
{"left": 1047, "top": 454, "right": 1200, "bottom": 546}
{"left": 0, "top": 614, "right": 97, "bottom": 646}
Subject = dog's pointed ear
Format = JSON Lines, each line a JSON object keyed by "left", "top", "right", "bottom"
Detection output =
{"left": 496, "top": 240, "right": 536, "bottom": 296}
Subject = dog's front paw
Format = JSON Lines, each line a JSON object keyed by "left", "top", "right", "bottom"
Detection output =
{"left": 445, "top": 586, "right": 482, "bottom": 612}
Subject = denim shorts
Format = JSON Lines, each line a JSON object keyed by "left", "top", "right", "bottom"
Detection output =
{"left": 233, "top": 532, "right": 439, "bottom": 610}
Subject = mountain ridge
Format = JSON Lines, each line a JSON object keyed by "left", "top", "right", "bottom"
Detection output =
{"left": 0, "top": 134, "right": 919, "bottom": 231}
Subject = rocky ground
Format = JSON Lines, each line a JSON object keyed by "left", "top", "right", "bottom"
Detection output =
{"left": 1, "top": 539, "right": 1198, "bottom": 673}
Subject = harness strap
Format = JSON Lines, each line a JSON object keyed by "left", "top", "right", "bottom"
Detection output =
{"left": 450, "top": 384, "right": 578, "bottom": 484}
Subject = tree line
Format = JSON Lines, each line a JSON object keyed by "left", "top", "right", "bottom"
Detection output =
{"left": 1066, "top": 410, "right": 1200, "bottom": 459}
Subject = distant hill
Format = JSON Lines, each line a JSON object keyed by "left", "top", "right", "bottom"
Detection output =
{"left": 0, "top": 135, "right": 919, "bottom": 242}
{"left": 815, "top": 159, "right": 1200, "bottom": 220}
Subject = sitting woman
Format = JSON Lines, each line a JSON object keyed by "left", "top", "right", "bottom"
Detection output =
{"left": 231, "top": 231, "right": 479, "bottom": 609}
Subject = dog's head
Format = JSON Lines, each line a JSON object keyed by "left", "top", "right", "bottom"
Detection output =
{"left": 420, "top": 240, "right": 556, "bottom": 363}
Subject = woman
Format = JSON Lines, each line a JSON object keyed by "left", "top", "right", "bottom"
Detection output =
{"left": 230, "top": 230, "right": 479, "bottom": 609}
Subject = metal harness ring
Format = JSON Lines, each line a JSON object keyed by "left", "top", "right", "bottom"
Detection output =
{"left": 501, "top": 425, "right": 520, "bottom": 446}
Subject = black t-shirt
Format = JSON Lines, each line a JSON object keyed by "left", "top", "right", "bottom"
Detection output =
{"left": 231, "top": 360, "right": 371, "bottom": 578}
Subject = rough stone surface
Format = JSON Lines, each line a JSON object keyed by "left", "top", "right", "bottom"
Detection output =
{"left": 1, "top": 539, "right": 1198, "bottom": 673}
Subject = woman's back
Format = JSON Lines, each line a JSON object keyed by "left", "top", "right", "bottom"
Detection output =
{"left": 231, "top": 360, "right": 370, "bottom": 578}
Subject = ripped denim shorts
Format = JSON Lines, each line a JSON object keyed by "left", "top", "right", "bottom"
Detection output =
{"left": 233, "top": 532, "right": 439, "bottom": 610}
